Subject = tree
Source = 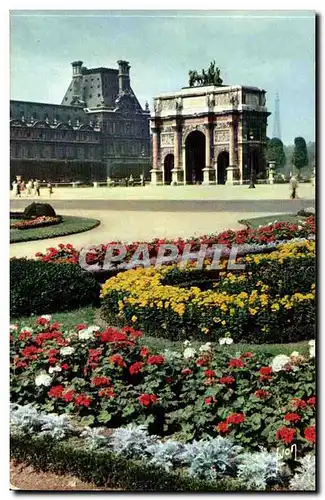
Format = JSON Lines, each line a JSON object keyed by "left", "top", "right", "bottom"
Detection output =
{"left": 266, "top": 138, "right": 286, "bottom": 170}
{"left": 292, "top": 137, "right": 308, "bottom": 172}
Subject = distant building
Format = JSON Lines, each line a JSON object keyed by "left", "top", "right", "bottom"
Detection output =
{"left": 151, "top": 84, "right": 270, "bottom": 185}
{"left": 10, "top": 60, "right": 151, "bottom": 183}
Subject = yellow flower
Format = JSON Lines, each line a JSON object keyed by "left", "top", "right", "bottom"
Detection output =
{"left": 131, "top": 315, "right": 137, "bottom": 322}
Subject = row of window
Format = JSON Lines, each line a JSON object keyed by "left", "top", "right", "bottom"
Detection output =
{"left": 107, "top": 142, "right": 147, "bottom": 155}
{"left": 10, "top": 129, "right": 100, "bottom": 142}
{"left": 10, "top": 143, "right": 102, "bottom": 160}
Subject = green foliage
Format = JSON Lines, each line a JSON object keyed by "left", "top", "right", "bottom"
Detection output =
{"left": 292, "top": 137, "right": 309, "bottom": 171}
{"left": 23, "top": 202, "right": 57, "bottom": 219}
{"left": 266, "top": 138, "right": 286, "bottom": 169}
{"left": 10, "top": 215, "right": 100, "bottom": 243}
{"left": 10, "top": 434, "right": 240, "bottom": 491}
{"left": 10, "top": 259, "right": 100, "bottom": 317}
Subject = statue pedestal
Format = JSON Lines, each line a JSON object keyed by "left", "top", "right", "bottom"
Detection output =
{"left": 202, "top": 167, "right": 214, "bottom": 185}
{"left": 150, "top": 169, "right": 163, "bottom": 186}
{"left": 171, "top": 168, "right": 183, "bottom": 185}
{"left": 226, "top": 165, "right": 236, "bottom": 185}
{"left": 268, "top": 171, "right": 275, "bottom": 185}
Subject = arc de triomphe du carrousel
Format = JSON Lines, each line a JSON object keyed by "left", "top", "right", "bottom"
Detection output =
{"left": 150, "top": 63, "right": 270, "bottom": 186}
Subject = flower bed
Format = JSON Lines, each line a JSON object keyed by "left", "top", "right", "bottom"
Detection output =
{"left": 11, "top": 216, "right": 62, "bottom": 230}
{"left": 10, "top": 406, "right": 316, "bottom": 491}
{"left": 100, "top": 241, "right": 316, "bottom": 343}
{"left": 10, "top": 317, "right": 316, "bottom": 457}
{"left": 33, "top": 216, "right": 315, "bottom": 269}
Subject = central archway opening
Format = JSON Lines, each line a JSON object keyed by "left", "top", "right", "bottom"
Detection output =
{"left": 185, "top": 131, "right": 205, "bottom": 184}
{"left": 217, "top": 151, "right": 229, "bottom": 184}
{"left": 163, "top": 154, "right": 174, "bottom": 185}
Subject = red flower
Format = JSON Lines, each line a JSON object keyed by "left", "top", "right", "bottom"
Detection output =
{"left": 255, "top": 389, "right": 271, "bottom": 399}
{"left": 129, "top": 362, "right": 144, "bottom": 375}
{"left": 216, "top": 422, "right": 230, "bottom": 433}
{"left": 182, "top": 368, "right": 193, "bottom": 376}
{"left": 284, "top": 413, "right": 301, "bottom": 423}
{"left": 18, "top": 331, "right": 32, "bottom": 342}
{"left": 166, "top": 377, "right": 173, "bottom": 384}
{"left": 98, "top": 387, "right": 116, "bottom": 398}
{"left": 15, "top": 360, "right": 27, "bottom": 369}
{"left": 100, "top": 328, "right": 132, "bottom": 344}
{"left": 276, "top": 426, "right": 296, "bottom": 444}
{"left": 304, "top": 425, "right": 316, "bottom": 444}
{"left": 205, "top": 396, "right": 214, "bottom": 405}
{"left": 138, "top": 394, "right": 158, "bottom": 406}
{"left": 75, "top": 323, "right": 87, "bottom": 331}
{"left": 307, "top": 396, "right": 316, "bottom": 406}
{"left": 74, "top": 394, "right": 92, "bottom": 407}
{"left": 109, "top": 354, "right": 125, "bottom": 367}
{"left": 204, "top": 369, "right": 216, "bottom": 378}
{"left": 49, "top": 322, "right": 61, "bottom": 331}
{"left": 48, "top": 385, "right": 64, "bottom": 399}
{"left": 226, "top": 413, "right": 245, "bottom": 425}
{"left": 91, "top": 376, "right": 110, "bottom": 387}
{"left": 61, "top": 363, "right": 69, "bottom": 370}
{"left": 220, "top": 376, "right": 236, "bottom": 385}
{"left": 62, "top": 389, "right": 75, "bottom": 402}
{"left": 147, "top": 355, "right": 165, "bottom": 366}
{"left": 228, "top": 358, "right": 245, "bottom": 369}
{"left": 37, "top": 317, "right": 49, "bottom": 326}
{"left": 240, "top": 352, "right": 253, "bottom": 359}
{"left": 140, "top": 346, "right": 150, "bottom": 358}
{"left": 48, "top": 348, "right": 59, "bottom": 357}
{"left": 291, "top": 398, "right": 307, "bottom": 409}
{"left": 259, "top": 366, "right": 273, "bottom": 381}
{"left": 196, "top": 357, "right": 208, "bottom": 366}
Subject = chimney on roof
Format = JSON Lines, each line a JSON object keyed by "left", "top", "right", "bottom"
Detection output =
{"left": 117, "top": 60, "right": 131, "bottom": 93}
{"left": 71, "top": 61, "right": 84, "bottom": 106}
{"left": 71, "top": 61, "right": 83, "bottom": 77}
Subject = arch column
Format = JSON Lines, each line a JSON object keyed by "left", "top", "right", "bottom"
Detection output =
{"left": 226, "top": 119, "right": 237, "bottom": 185}
{"left": 171, "top": 124, "right": 183, "bottom": 185}
{"left": 150, "top": 125, "right": 163, "bottom": 185}
{"left": 202, "top": 122, "right": 214, "bottom": 185}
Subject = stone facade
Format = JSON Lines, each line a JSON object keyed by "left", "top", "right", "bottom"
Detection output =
{"left": 150, "top": 84, "right": 270, "bottom": 185}
{"left": 10, "top": 60, "right": 151, "bottom": 183}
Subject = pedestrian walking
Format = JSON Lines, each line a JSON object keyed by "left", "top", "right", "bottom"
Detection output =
{"left": 16, "top": 181, "right": 21, "bottom": 198}
{"left": 12, "top": 180, "right": 18, "bottom": 197}
{"left": 26, "top": 180, "right": 32, "bottom": 196}
{"left": 47, "top": 181, "right": 53, "bottom": 196}
{"left": 35, "top": 179, "right": 40, "bottom": 197}
{"left": 290, "top": 175, "right": 298, "bottom": 199}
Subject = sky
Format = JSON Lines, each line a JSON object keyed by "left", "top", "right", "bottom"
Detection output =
{"left": 10, "top": 10, "right": 315, "bottom": 145}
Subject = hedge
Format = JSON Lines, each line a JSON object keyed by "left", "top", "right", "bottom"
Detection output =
{"left": 10, "top": 259, "right": 100, "bottom": 317}
{"left": 10, "top": 434, "right": 242, "bottom": 491}
{"left": 100, "top": 241, "right": 316, "bottom": 343}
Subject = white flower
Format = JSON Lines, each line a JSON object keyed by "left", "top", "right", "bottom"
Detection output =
{"left": 60, "top": 346, "right": 75, "bottom": 356}
{"left": 308, "top": 339, "right": 315, "bottom": 358}
{"left": 10, "top": 324, "right": 18, "bottom": 331}
{"left": 35, "top": 373, "right": 52, "bottom": 387}
{"left": 183, "top": 340, "right": 191, "bottom": 347}
{"left": 271, "top": 354, "right": 291, "bottom": 372}
{"left": 48, "top": 365, "right": 62, "bottom": 374}
{"left": 87, "top": 325, "right": 100, "bottom": 332}
{"left": 40, "top": 315, "right": 52, "bottom": 322}
{"left": 183, "top": 347, "right": 196, "bottom": 359}
{"left": 290, "top": 351, "right": 300, "bottom": 358}
{"left": 78, "top": 329, "right": 94, "bottom": 341}
{"left": 199, "top": 342, "right": 212, "bottom": 353}
{"left": 20, "top": 326, "right": 33, "bottom": 333}
{"left": 219, "top": 337, "right": 233, "bottom": 345}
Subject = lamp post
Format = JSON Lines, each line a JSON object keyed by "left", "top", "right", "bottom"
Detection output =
{"left": 248, "top": 130, "right": 255, "bottom": 189}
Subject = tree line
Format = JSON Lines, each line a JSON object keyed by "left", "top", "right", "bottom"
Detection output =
{"left": 266, "top": 136, "right": 315, "bottom": 177}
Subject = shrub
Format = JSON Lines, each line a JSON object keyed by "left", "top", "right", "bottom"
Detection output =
{"left": 100, "top": 241, "right": 316, "bottom": 344}
{"left": 10, "top": 259, "right": 100, "bottom": 317}
{"left": 23, "top": 202, "right": 56, "bottom": 219}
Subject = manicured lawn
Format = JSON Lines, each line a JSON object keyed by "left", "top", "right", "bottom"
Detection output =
{"left": 238, "top": 213, "right": 308, "bottom": 229}
{"left": 11, "top": 306, "right": 310, "bottom": 357}
{"left": 10, "top": 215, "right": 100, "bottom": 243}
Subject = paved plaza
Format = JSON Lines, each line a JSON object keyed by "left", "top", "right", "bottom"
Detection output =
{"left": 10, "top": 184, "right": 315, "bottom": 260}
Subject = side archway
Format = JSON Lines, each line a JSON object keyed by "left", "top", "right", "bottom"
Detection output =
{"left": 217, "top": 151, "right": 229, "bottom": 184}
{"left": 163, "top": 154, "right": 174, "bottom": 185}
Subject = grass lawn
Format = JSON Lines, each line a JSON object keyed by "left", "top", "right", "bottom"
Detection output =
{"left": 11, "top": 306, "right": 310, "bottom": 357}
{"left": 238, "top": 213, "right": 308, "bottom": 229}
{"left": 10, "top": 215, "right": 100, "bottom": 243}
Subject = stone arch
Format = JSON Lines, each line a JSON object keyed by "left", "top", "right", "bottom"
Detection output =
{"left": 217, "top": 151, "right": 229, "bottom": 184}
{"left": 182, "top": 124, "right": 206, "bottom": 145}
{"left": 185, "top": 130, "right": 206, "bottom": 184}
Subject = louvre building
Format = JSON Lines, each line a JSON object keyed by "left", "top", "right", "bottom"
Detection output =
{"left": 10, "top": 60, "right": 151, "bottom": 183}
